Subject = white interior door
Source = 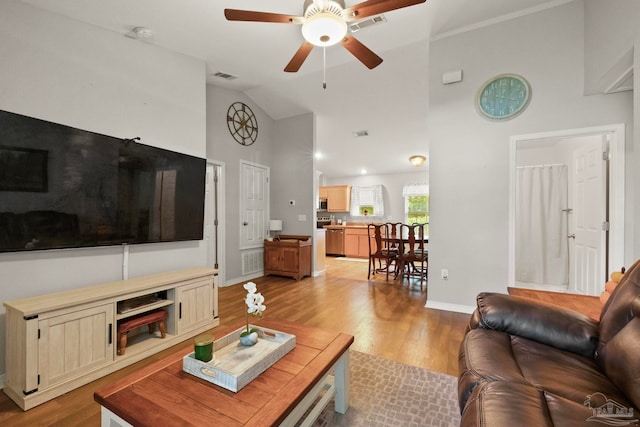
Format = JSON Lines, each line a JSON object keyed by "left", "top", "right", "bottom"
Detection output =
{"left": 572, "top": 137, "right": 606, "bottom": 295}
{"left": 240, "top": 161, "right": 269, "bottom": 249}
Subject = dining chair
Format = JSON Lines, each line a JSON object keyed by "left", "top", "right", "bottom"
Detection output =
{"left": 397, "top": 223, "right": 428, "bottom": 284}
{"left": 411, "top": 222, "right": 428, "bottom": 281}
{"left": 367, "top": 223, "right": 399, "bottom": 280}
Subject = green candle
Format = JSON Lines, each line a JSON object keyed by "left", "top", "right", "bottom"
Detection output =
{"left": 193, "top": 334, "right": 214, "bottom": 362}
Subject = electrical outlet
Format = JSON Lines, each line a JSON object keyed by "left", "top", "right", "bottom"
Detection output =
{"left": 441, "top": 269, "right": 449, "bottom": 280}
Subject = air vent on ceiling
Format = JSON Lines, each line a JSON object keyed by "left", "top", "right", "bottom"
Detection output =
{"left": 348, "top": 14, "right": 387, "bottom": 33}
{"left": 125, "top": 27, "right": 154, "bottom": 41}
{"left": 352, "top": 130, "right": 369, "bottom": 137}
{"left": 212, "top": 71, "right": 238, "bottom": 81}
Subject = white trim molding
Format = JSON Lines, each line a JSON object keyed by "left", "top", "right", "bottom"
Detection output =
{"left": 425, "top": 300, "right": 475, "bottom": 314}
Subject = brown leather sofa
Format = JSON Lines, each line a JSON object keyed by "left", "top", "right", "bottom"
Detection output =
{"left": 458, "top": 259, "right": 640, "bottom": 426}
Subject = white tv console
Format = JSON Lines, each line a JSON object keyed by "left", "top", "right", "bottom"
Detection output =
{"left": 3, "top": 267, "right": 219, "bottom": 410}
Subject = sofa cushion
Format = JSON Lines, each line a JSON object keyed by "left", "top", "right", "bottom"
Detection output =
{"left": 459, "top": 329, "right": 633, "bottom": 413}
{"left": 473, "top": 292, "right": 599, "bottom": 357}
{"left": 461, "top": 381, "right": 597, "bottom": 427}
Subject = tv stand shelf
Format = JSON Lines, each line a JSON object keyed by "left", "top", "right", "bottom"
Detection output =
{"left": 3, "top": 267, "right": 219, "bottom": 411}
{"left": 116, "top": 297, "right": 174, "bottom": 320}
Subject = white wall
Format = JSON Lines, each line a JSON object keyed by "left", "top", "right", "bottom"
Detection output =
{"left": 0, "top": 2, "right": 207, "bottom": 377}
{"left": 326, "top": 171, "right": 428, "bottom": 223}
{"left": 427, "top": 1, "right": 634, "bottom": 311}
{"left": 635, "top": 26, "right": 640, "bottom": 260}
{"left": 206, "top": 85, "right": 275, "bottom": 284}
{"left": 271, "top": 113, "right": 316, "bottom": 236}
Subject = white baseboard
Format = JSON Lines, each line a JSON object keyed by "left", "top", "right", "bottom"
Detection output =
{"left": 222, "top": 272, "right": 263, "bottom": 287}
{"left": 425, "top": 300, "right": 475, "bottom": 314}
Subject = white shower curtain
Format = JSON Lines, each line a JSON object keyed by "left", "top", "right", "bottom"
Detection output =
{"left": 516, "top": 164, "right": 569, "bottom": 285}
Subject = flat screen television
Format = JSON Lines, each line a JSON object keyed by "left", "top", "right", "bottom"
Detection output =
{"left": 0, "top": 109, "right": 205, "bottom": 253}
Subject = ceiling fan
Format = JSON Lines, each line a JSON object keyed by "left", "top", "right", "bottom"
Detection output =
{"left": 224, "top": 0, "right": 427, "bottom": 73}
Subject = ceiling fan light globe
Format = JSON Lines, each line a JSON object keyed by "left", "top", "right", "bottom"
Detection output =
{"left": 301, "top": 13, "right": 347, "bottom": 47}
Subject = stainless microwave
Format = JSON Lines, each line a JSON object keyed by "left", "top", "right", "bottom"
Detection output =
{"left": 318, "top": 198, "right": 328, "bottom": 210}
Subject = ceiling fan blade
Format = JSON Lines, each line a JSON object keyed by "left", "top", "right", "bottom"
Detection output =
{"left": 343, "top": 0, "right": 426, "bottom": 22}
{"left": 284, "top": 41, "right": 315, "bottom": 73}
{"left": 224, "top": 9, "right": 304, "bottom": 24}
{"left": 341, "top": 35, "right": 383, "bottom": 69}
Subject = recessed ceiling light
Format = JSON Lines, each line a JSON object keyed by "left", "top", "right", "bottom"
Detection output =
{"left": 360, "top": 169, "right": 367, "bottom": 175}
{"left": 315, "top": 152, "right": 323, "bottom": 159}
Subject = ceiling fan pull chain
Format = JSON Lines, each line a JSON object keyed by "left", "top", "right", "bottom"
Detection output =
{"left": 323, "top": 46, "right": 327, "bottom": 89}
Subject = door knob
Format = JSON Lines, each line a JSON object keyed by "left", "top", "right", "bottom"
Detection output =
{"left": 567, "top": 234, "right": 575, "bottom": 239}
{"left": 243, "top": 222, "right": 248, "bottom": 226}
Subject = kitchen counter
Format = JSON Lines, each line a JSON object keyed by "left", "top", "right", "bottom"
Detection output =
{"left": 323, "top": 223, "right": 379, "bottom": 230}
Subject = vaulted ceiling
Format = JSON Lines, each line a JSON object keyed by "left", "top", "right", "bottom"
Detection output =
{"left": 21, "top": 0, "right": 566, "bottom": 177}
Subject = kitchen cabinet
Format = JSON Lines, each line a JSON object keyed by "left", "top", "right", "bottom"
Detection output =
{"left": 320, "top": 185, "right": 351, "bottom": 212}
{"left": 3, "top": 268, "right": 218, "bottom": 410}
{"left": 319, "top": 187, "right": 328, "bottom": 199}
{"left": 264, "top": 235, "right": 312, "bottom": 280}
{"left": 344, "top": 227, "right": 373, "bottom": 258}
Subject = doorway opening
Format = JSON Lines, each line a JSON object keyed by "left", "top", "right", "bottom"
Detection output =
{"left": 508, "top": 124, "right": 625, "bottom": 296}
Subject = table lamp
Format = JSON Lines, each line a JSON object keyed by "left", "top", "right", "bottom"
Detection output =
{"left": 269, "top": 220, "right": 283, "bottom": 240}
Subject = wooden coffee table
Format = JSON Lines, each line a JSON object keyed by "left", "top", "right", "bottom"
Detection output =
{"left": 94, "top": 319, "right": 354, "bottom": 426}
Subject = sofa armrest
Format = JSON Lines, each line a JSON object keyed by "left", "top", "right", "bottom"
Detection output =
{"left": 472, "top": 292, "right": 599, "bottom": 358}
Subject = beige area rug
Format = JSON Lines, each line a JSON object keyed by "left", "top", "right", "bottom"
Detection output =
{"left": 307, "top": 350, "right": 461, "bottom": 427}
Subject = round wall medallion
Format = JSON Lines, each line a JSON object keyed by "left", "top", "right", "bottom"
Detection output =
{"left": 227, "top": 102, "right": 258, "bottom": 145}
{"left": 476, "top": 74, "right": 531, "bottom": 121}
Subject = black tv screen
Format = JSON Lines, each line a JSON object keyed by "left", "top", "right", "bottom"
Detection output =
{"left": 0, "top": 109, "right": 205, "bottom": 253}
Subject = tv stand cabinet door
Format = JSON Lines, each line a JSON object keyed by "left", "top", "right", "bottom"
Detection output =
{"left": 175, "top": 278, "right": 216, "bottom": 335}
{"left": 38, "top": 303, "right": 115, "bottom": 390}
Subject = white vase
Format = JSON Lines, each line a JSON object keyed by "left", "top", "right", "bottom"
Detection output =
{"left": 239, "top": 331, "right": 258, "bottom": 346}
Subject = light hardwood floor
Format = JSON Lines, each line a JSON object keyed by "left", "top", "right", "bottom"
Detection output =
{"left": 0, "top": 257, "right": 470, "bottom": 426}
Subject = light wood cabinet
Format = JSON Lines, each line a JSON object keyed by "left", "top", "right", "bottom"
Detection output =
{"left": 3, "top": 268, "right": 219, "bottom": 411}
{"left": 38, "top": 303, "right": 114, "bottom": 390}
{"left": 344, "top": 228, "right": 373, "bottom": 258}
{"left": 319, "top": 187, "right": 328, "bottom": 199}
{"left": 264, "top": 235, "right": 312, "bottom": 280}
{"left": 175, "top": 277, "right": 217, "bottom": 335}
{"left": 320, "top": 185, "right": 351, "bottom": 212}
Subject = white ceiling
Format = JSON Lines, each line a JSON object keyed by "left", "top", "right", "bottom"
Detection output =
{"left": 21, "top": 0, "right": 567, "bottom": 177}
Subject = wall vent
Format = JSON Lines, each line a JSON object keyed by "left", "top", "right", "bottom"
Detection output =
{"left": 348, "top": 14, "right": 387, "bottom": 33}
{"left": 242, "top": 249, "right": 264, "bottom": 276}
{"left": 213, "top": 71, "right": 238, "bottom": 81}
{"left": 352, "top": 130, "right": 369, "bottom": 137}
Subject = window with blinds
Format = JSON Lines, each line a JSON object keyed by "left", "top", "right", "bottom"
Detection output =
{"left": 350, "top": 185, "right": 384, "bottom": 218}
